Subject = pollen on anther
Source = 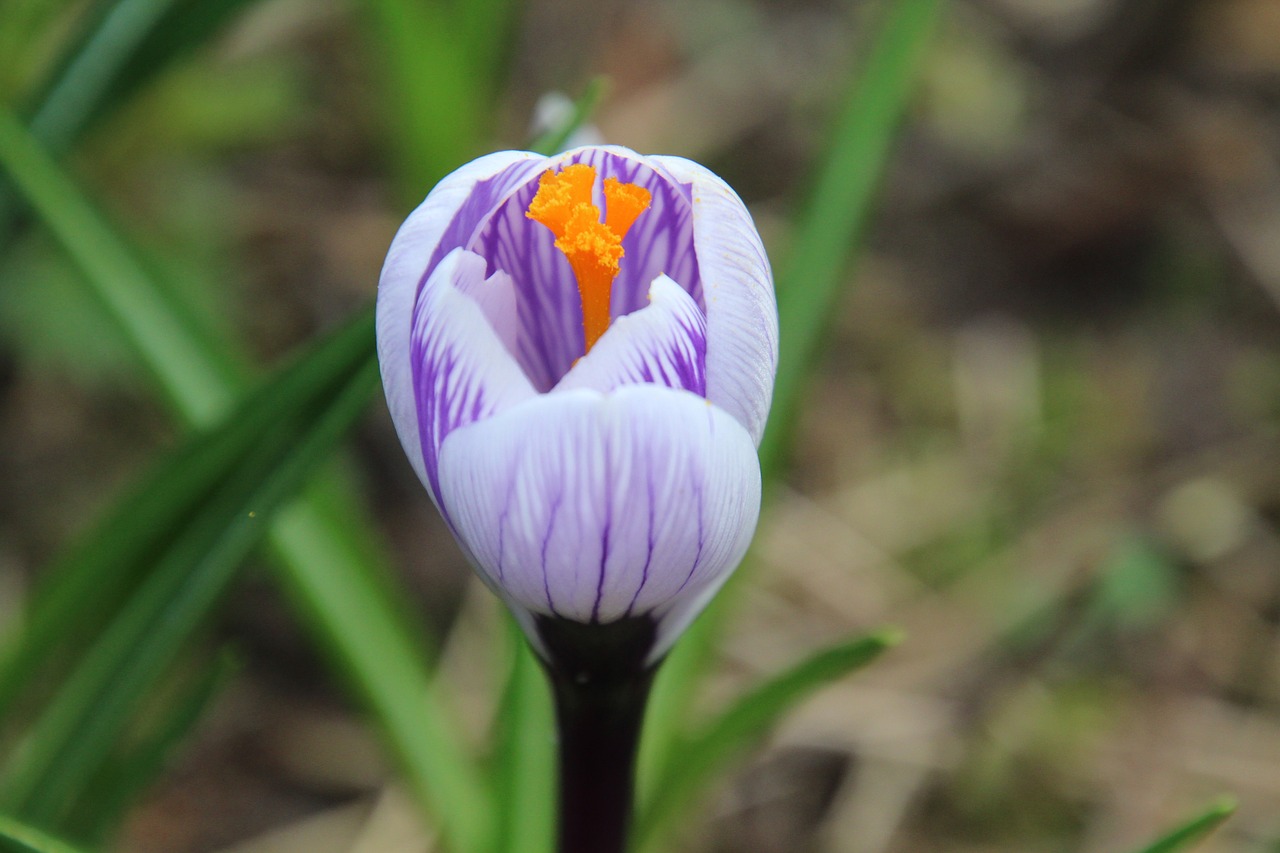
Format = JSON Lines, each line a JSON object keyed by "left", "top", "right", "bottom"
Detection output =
{"left": 526, "top": 164, "right": 596, "bottom": 238}
{"left": 557, "top": 206, "right": 623, "bottom": 276}
{"left": 603, "top": 177, "right": 652, "bottom": 240}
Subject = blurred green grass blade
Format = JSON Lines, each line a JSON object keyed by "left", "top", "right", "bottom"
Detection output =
{"left": 0, "top": 312, "right": 369, "bottom": 719}
{"left": 21, "top": 0, "right": 171, "bottom": 151}
{"left": 67, "top": 649, "right": 239, "bottom": 843}
{"left": 760, "top": 0, "right": 944, "bottom": 472}
{"left": 1128, "top": 797, "right": 1237, "bottom": 853}
{"left": 635, "top": 630, "right": 899, "bottom": 851}
{"left": 491, "top": 625, "right": 555, "bottom": 853}
{"left": 0, "top": 817, "right": 84, "bottom": 853}
{"left": 0, "top": 101, "right": 486, "bottom": 850}
{"left": 265, "top": 504, "right": 494, "bottom": 853}
{"left": 456, "top": 0, "right": 520, "bottom": 94}
{"left": 0, "top": 0, "right": 263, "bottom": 241}
{"left": 0, "top": 325, "right": 378, "bottom": 825}
{"left": 639, "top": 0, "right": 945, "bottom": 810}
{"left": 0, "top": 106, "right": 235, "bottom": 422}
{"left": 20, "top": 0, "right": 261, "bottom": 153}
{"left": 363, "top": 0, "right": 488, "bottom": 206}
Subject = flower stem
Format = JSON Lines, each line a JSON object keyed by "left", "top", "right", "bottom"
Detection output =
{"left": 535, "top": 616, "right": 660, "bottom": 853}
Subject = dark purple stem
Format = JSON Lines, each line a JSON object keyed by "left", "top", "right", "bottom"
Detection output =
{"left": 535, "top": 616, "right": 660, "bottom": 853}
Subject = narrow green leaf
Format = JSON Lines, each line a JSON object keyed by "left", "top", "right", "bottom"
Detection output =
{"left": 0, "top": 310, "right": 371, "bottom": 720}
{"left": 0, "top": 101, "right": 487, "bottom": 851}
{"left": 19, "top": 0, "right": 261, "bottom": 154}
{"left": 265, "top": 503, "right": 494, "bottom": 853}
{"left": 639, "top": 0, "right": 945, "bottom": 810}
{"left": 1127, "top": 797, "right": 1237, "bottom": 853}
{"left": 636, "top": 630, "right": 901, "bottom": 850}
{"left": 67, "top": 649, "right": 239, "bottom": 843}
{"left": 0, "top": 328, "right": 378, "bottom": 825}
{"left": 491, "top": 624, "right": 555, "bottom": 853}
{"left": 761, "top": 0, "right": 944, "bottom": 472}
{"left": 21, "top": 0, "right": 173, "bottom": 154}
{"left": 362, "top": 0, "right": 488, "bottom": 206}
{"left": 0, "top": 106, "right": 234, "bottom": 421}
{"left": 0, "top": 816, "right": 85, "bottom": 853}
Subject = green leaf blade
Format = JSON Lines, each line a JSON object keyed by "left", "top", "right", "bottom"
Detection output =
{"left": 0, "top": 816, "right": 85, "bottom": 853}
{"left": 639, "top": 0, "right": 945, "bottom": 821}
{"left": 0, "top": 321, "right": 378, "bottom": 826}
{"left": 1128, "top": 797, "right": 1237, "bottom": 853}
{"left": 636, "top": 630, "right": 901, "bottom": 850}
{"left": 0, "top": 106, "right": 236, "bottom": 423}
{"left": 760, "top": 0, "right": 945, "bottom": 472}
{"left": 0, "top": 97, "right": 488, "bottom": 852}
{"left": 491, "top": 625, "right": 555, "bottom": 853}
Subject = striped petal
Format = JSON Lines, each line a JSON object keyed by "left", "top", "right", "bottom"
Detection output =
{"left": 378, "top": 151, "right": 542, "bottom": 487}
{"left": 554, "top": 275, "right": 706, "bottom": 397}
{"left": 437, "top": 384, "right": 760, "bottom": 657}
{"left": 406, "top": 248, "right": 536, "bottom": 511}
{"left": 649, "top": 155, "right": 778, "bottom": 445}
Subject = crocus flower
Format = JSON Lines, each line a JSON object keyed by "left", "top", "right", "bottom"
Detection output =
{"left": 376, "top": 145, "right": 777, "bottom": 663}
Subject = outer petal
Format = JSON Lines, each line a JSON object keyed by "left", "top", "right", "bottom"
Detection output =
{"left": 648, "top": 155, "right": 778, "bottom": 445}
{"left": 437, "top": 385, "right": 760, "bottom": 654}
{"left": 554, "top": 275, "right": 706, "bottom": 397}
{"left": 377, "top": 150, "right": 542, "bottom": 485}
{"left": 404, "top": 249, "right": 537, "bottom": 510}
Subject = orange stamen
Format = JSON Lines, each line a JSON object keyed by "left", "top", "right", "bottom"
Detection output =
{"left": 525, "top": 164, "right": 595, "bottom": 237}
{"left": 526, "top": 164, "right": 652, "bottom": 354}
{"left": 603, "top": 177, "right": 652, "bottom": 239}
{"left": 558, "top": 206, "right": 622, "bottom": 352}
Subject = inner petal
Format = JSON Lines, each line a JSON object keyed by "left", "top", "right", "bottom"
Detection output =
{"left": 555, "top": 275, "right": 707, "bottom": 398}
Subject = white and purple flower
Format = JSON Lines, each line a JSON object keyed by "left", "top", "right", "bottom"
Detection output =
{"left": 376, "top": 145, "right": 777, "bottom": 659}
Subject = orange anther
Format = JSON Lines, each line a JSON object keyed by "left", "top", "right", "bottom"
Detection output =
{"left": 526, "top": 164, "right": 595, "bottom": 239}
{"left": 603, "top": 178, "right": 652, "bottom": 240}
{"left": 526, "top": 164, "right": 651, "bottom": 354}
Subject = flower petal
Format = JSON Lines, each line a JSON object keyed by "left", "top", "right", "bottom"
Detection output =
{"left": 404, "top": 248, "right": 536, "bottom": 511}
{"left": 437, "top": 385, "right": 760, "bottom": 656}
{"left": 648, "top": 155, "right": 778, "bottom": 445}
{"left": 554, "top": 275, "right": 706, "bottom": 397}
{"left": 378, "top": 151, "right": 543, "bottom": 488}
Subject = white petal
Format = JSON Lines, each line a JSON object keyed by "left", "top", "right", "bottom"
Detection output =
{"left": 648, "top": 155, "right": 778, "bottom": 445}
{"left": 454, "top": 264, "right": 519, "bottom": 357}
{"left": 377, "top": 151, "right": 542, "bottom": 484}
{"left": 437, "top": 385, "right": 760, "bottom": 654}
{"left": 554, "top": 275, "right": 706, "bottom": 396}
{"left": 403, "top": 248, "right": 536, "bottom": 509}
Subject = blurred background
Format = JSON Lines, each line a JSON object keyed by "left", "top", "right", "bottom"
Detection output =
{"left": 2, "top": 0, "right": 1280, "bottom": 850}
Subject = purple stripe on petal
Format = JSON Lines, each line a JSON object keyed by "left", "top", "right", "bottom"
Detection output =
{"left": 438, "top": 385, "right": 760, "bottom": 627}
{"left": 554, "top": 275, "right": 707, "bottom": 398}
{"left": 648, "top": 155, "right": 778, "bottom": 446}
{"left": 468, "top": 148, "right": 703, "bottom": 391}
{"left": 378, "top": 150, "right": 543, "bottom": 490}
{"left": 423, "top": 157, "right": 548, "bottom": 283}
{"left": 476, "top": 181, "right": 585, "bottom": 390}
{"left": 408, "top": 248, "right": 536, "bottom": 512}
